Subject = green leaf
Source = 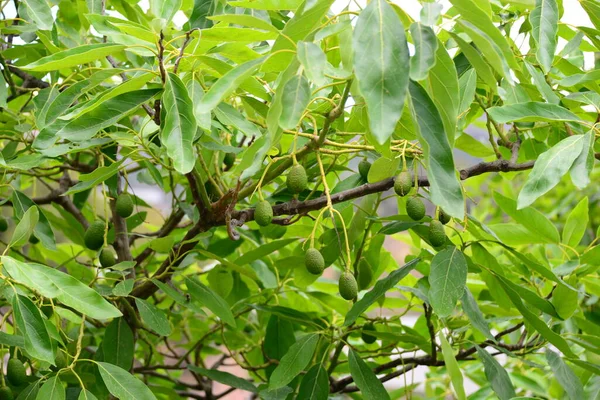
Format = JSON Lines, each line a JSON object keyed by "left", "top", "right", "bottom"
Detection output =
{"left": 563, "top": 197, "right": 588, "bottom": 247}
{"left": 9, "top": 205, "right": 38, "bottom": 248}
{"left": 198, "top": 57, "right": 265, "bottom": 113}
{"left": 408, "top": 82, "right": 464, "bottom": 219}
{"left": 297, "top": 364, "right": 329, "bottom": 400}
{"left": 208, "top": 14, "right": 278, "bottom": 32}
{"left": 21, "top": 44, "right": 126, "bottom": 71}
{"left": 487, "top": 102, "right": 581, "bottom": 123}
{"left": 450, "top": 32, "right": 498, "bottom": 89}
{"left": 229, "top": 0, "right": 302, "bottom": 9}
{"left": 134, "top": 298, "right": 172, "bottom": 336}
{"left": 214, "top": 103, "right": 262, "bottom": 138}
{"left": 97, "top": 362, "right": 157, "bottom": 400}
{"left": 269, "top": 333, "right": 319, "bottom": 389}
{"left": 188, "top": 366, "right": 258, "bottom": 393}
{"left": 476, "top": 346, "right": 517, "bottom": 400}
{"left": 151, "top": 279, "right": 205, "bottom": 315}
{"left": 16, "top": 382, "right": 40, "bottom": 400}
{"left": 353, "top": 0, "right": 409, "bottom": 145}
{"left": 103, "top": 318, "right": 134, "bottom": 370}
{"left": 530, "top": 0, "right": 559, "bottom": 73}
{"left": 12, "top": 294, "right": 55, "bottom": 364}
{"left": 150, "top": 0, "right": 181, "bottom": 21}
{"left": 23, "top": 0, "right": 53, "bottom": 30}
{"left": 428, "top": 247, "right": 467, "bottom": 318}
{"left": 366, "top": 156, "right": 400, "bottom": 183}
{"left": 439, "top": 333, "right": 466, "bottom": 400}
{"left": 461, "top": 288, "right": 494, "bottom": 341}
{"left": 409, "top": 23, "right": 438, "bottom": 81}
{"left": 185, "top": 277, "right": 236, "bottom": 327}
{"left": 297, "top": 41, "right": 328, "bottom": 86}
{"left": 38, "top": 376, "right": 65, "bottom": 400}
{"left": 517, "top": 135, "right": 586, "bottom": 209}
{"left": 525, "top": 63, "right": 560, "bottom": 104}
{"left": 278, "top": 74, "right": 311, "bottom": 130}
{"left": 458, "top": 69, "right": 477, "bottom": 115}
{"left": 552, "top": 275, "right": 579, "bottom": 320}
{"left": 161, "top": 73, "right": 197, "bottom": 174}
{"left": 493, "top": 192, "right": 559, "bottom": 243}
{"left": 344, "top": 258, "right": 420, "bottom": 326}
{"left": 348, "top": 349, "right": 390, "bottom": 400}
{"left": 64, "top": 159, "right": 125, "bottom": 195}
{"left": 78, "top": 390, "right": 98, "bottom": 400}
{"left": 0, "top": 331, "right": 25, "bottom": 348}
{"left": 2, "top": 256, "right": 122, "bottom": 320}
{"left": 425, "top": 40, "right": 459, "bottom": 145}
{"left": 546, "top": 349, "right": 584, "bottom": 400}
{"left": 234, "top": 239, "right": 296, "bottom": 266}
{"left": 570, "top": 130, "right": 595, "bottom": 189}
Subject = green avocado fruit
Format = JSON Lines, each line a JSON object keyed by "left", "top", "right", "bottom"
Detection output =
{"left": 254, "top": 200, "right": 273, "bottom": 227}
{"left": 394, "top": 171, "right": 412, "bottom": 197}
{"left": 406, "top": 197, "right": 426, "bottom": 221}
{"left": 305, "top": 248, "right": 325, "bottom": 275}
{"left": 99, "top": 247, "right": 117, "bottom": 268}
{"left": 84, "top": 221, "right": 106, "bottom": 251}
{"left": 6, "top": 359, "right": 26, "bottom": 387}
{"left": 223, "top": 152, "right": 236, "bottom": 168}
{"left": 438, "top": 209, "right": 451, "bottom": 225}
{"left": 357, "top": 258, "right": 373, "bottom": 290}
{"left": 115, "top": 193, "right": 134, "bottom": 218}
{"left": 358, "top": 160, "right": 371, "bottom": 180}
{"left": 0, "top": 386, "right": 13, "bottom": 400}
{"left": 428, "top": 220, "right": 447, "bottom": 247}
{"left": 0, "top": 217, "right": 8, "bottom": 232}
{"left": 339, "top": 271, "right": 358, "bottom": 300}
{"left": 286, "top": 164, "right": 308, "bottom": 194}
{"left": 361, "top": 322, "right": 377, "bottom": 344}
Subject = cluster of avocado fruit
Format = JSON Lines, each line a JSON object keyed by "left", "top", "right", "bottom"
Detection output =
{"left": 83, "top": 193, "right": 134, "bottom": 268}
{"left": 0, "top": 358, "right": 28, "bottom": 399}
{"left": 394, "top": 170, "right": 449, "bottom": 247}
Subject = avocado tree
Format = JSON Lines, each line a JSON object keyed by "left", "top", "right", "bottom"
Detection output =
{"left": 0, "top": 0, "right": 599, "bottom": 398}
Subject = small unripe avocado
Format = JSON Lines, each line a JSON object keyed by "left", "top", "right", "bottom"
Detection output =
{"left": 115, "top": 194, "right": 134, "bottom": 218}
{"left": 54, "top": 351, "right": 68, "bottom": 370}
{"left": 428, "top": 220, "right": 447, "bottom": 247}
{"left": 358, "top": 160, "right": 371, "bottom": 180}
{"left": 0, "top": 386, "right": 13, "bottom": 400}
{"left": 84, "top": 221, "right": 106, "bottom": 251}
{"left": 357, "top": 258, "right": 373, "bottom": 290}
{"left": 6, "top": 359, "right": 26, "bottom": 386}
{"left": 99, "top": 248, "right": 117, "bottom": 268}
{"left": 406, "top": 197, "right": 426, "bottom": 221}
{"left": 305, "top": 248, "right": 325, "bottom": 275}
{"left": 394, "top": 171, "right": 412, "bottom": 197}
{"left": 286, "top": 164, "right": 308, "bottom": 194}
{"left": 254, "top": 201, "right": 273, "bottom": 227}
{"left": 339, "top": 271, "right": 358, "bottom": 300}
{"left": 361, "top": 322, "right": 377, "bottom": 344}
{"left": 223, "top": 152, "right": 236, "bottom": 168}
{"left": 28, "top": 235, "right": 39, "bottom": 244}
{"left": 0, "top": 217, "right": 8, "bottom": 232}
{"left": 438, "top": 209, "right": 451, "bottom": 225}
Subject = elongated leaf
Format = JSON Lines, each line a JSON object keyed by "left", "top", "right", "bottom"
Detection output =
{"left": 408, "top": 82, "right": 464, "bottom": 219}
{"left": 297, "top": 364, "right": 328, "bottom": 400}
{"left": 563, "top": 197, "right": 588, "bottom": 247}
{"left": 570, "top": 130, "right": 595, "bottom": 189}
{"left": 546, "top": 350, "right": 584, "bottom": 400}
{"left": 97, "top": 362, "right": 157, "bottom": 400}
{"left": 517, "top": 135, "right": 585, "bottom": 209}
{"left": 2, "top": 257, "right": 122, "bottom": 320}
{"left": 134, "top": 298, "right": 172, "bottom": 336}
{"left": 487, "top": 102, "right": 580, "bottom": 123}
{"left": 215, "top": 103, "right": 262, "bottom": 138}
{"left": 279, "top": 74, "right": 311, "bottom": 130}
{"left": 185, "top": 277, "right": 236, "bottom": 327}
{"left": 24, "top": 0, "right": 53, "bottom": 30}
{"left": 476, "top": 347, "right": 517, "bottom": 400}
{"left": 450, "top": 32, "right": 497, "bottom": 89}
{"left": 297, "top": 41, "right": 327, "bottom": 86}
{"left": 65, "top": 159, "right": 125, "bottom": 195}
{"left": 348, "top": 349, "right": 390, "bottom": 400}
{"left": 269, "top": 333, "right": 319, "bottom": 389}
{"left": 78, "top": 390, "right": 98, "bottom": 400}
{"left": 229, "top": 0, "right": 302, "bottom": 9}
{"left": 344, "top": 258, "right": 420, "bottom": 326}
{"left": 103, "top": 318, "right": 134, "bottom": 370}
{"left": 12, "top": 294, "right": 54, "bottom": 364}
{"left": 409, "top": 23, "right": 438, "bottom": 81}
{"left": 552, "top": 275, "right": 578, "bottom": 320}
{"left": 458, "top": 69, "right": 477, "bottom": 115}
{"left": 429, "top": 247, "right": 467, "bottom": 318}
{"left": 208, "top": 14, "right": 278, "bottom": 32}
{"left": 188, "top": 366, "right": 258, "bottom": 393}
{"left": 353, "top": 0, "right": 409, "bottom": 145}
{"left": 530, "top": 0, "right": 559, "bottom": 73}
{"left": 9, "top": 206, "right": 38, "bottom": 248}
{"left": 21, "top": 44, "right": 126, "bottom": 71}
{"left": 161, "top": 73, "right": 197, "bottom": 174}
{"left": 525, "top": 63, "right": 559, "bottom": 104}
{"left": 439, "top": 333, "right": 466, "bottom": 400}
{"left": 461, "top": 289, "right": 494, "bottom": 341}
{"left": 38, "top": 376, "right": 65, "bottom": 400}
{"left": 198, "top": 57, "right": 265, "bottom": 113}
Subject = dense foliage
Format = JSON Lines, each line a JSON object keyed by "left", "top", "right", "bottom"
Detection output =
{"left": 0, "top": 0, "right": 600, "bottom": 399}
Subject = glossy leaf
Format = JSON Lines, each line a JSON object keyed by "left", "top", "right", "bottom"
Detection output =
{"left": 297, "top": 364, "right": 329, "bottom": 400}
{"left": 12, "top": 294, "right": 54, "bottom": 364}
{"left": 21, "top": 44, "right": 126, "bottom": 71}
{"left": 439, "top": 333, "right": 466, "bottom": 400}
{"left": 409, "top": 23, "right": 438, "bottom": 81}
{"left": 353, "top": 0, "right": 409, "bottom": 145}
{"left": 185, "top": 277, "right": 236, "bottom": 327}
{"left": 37, "top": 376, "right": 65, "bottom": 400}
{"left": 487, "top": 102, "right": 581, "bottom": 123}
{"left": 24, "top": 0, "right": 53, "bottom": 30}
{"left": 348, "top": 349, "right": 390, "bottom": 400}
{"left": 461, "top": 289, "right": 494, "bottom": 341}
{"left": 563, "top": 197, "right": 588, "bottom": 247}
{"left": 429, "top": 248, "right": 467, "bottom": 318}
{"left": 279, "top": 74, "right": 311, "bottom": 130}
{"left": 64, "top": 159, "right": 125, "bottom": 195}
{"left": 546, "top": 349, "right": 584, "bottom": 400}
{"left": 103, "top": 318, "right": 134, "bottom": 370}
{"left": 188, "top": 366, "right": 258, "bottom": 393}
{"left": 477, "top": 346, "right": 517, "bottom": 400}
{"left": 297, "top": 41, "right": 328, "bottom": 86}
{"left": 569, "top": 130, "right": 595, "bottom": 189}
{"left": 97, "top": 362, "right": 157, "bottom": 400}
{"left": 9, "top": 205, "right": 38, "bottom": 248}
{"left": 530, "top": 0, "right": 559, "bottom": 72}
{"left": 269, "top": 333, "right": 319, "bottom": 389}
{"left": 134, "top": 298, "right": 172, "bottom": 337}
